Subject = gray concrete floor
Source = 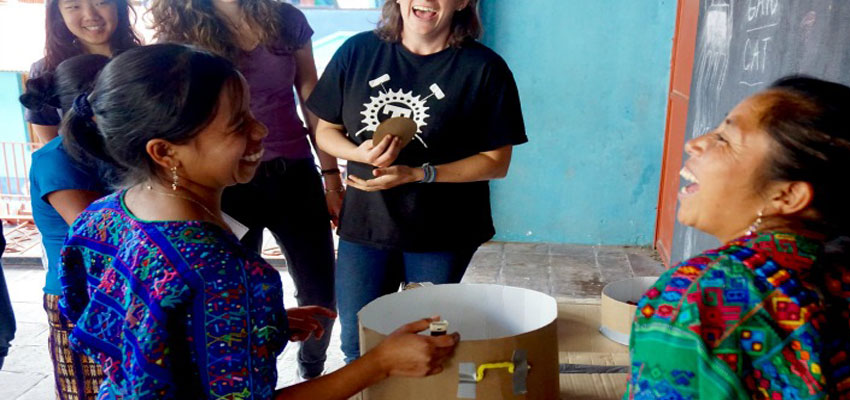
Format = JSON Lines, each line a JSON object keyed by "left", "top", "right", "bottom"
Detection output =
{"left": 0, "top": 241, "right": 663, "bottom": 399}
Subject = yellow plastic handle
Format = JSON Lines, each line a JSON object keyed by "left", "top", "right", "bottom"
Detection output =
{"left": 475, "top": 362, "right": 515, "bottom": 382}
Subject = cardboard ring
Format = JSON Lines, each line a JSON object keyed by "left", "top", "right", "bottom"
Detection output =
{"left": 372, "top": 117, "right": 418, "bottom": 148}
{"left": 358, "top": 284, "right": 559, "bottom": 399}
{"left": 599, "top": 277, "right": 658, "bottom": 345}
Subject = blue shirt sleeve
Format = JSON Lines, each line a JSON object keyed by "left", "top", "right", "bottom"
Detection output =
{"left": 31, "top": 139, "right": 102, "bottom": 203}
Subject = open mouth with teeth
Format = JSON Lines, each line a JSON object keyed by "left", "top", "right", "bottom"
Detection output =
{"left": 83, "top": 24, "right": 106, "bottom": 32}
{"left": 412, "top": 5, "right": 438, "bottom": 19}
{"left": 679, "top": 167, "right": 700, "bottom": 198}
{"left": 241, "top": 148, "right": 264, "bottom": 163}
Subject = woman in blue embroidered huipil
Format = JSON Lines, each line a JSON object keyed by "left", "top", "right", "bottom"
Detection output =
{"left": 58, "top": 44, "right": 459, "bottom": 400}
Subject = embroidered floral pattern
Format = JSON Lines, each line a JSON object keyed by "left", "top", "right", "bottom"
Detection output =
{"left": 59, "top": 191, "right": 288, "bottom": 399}
{"left": 626, "top": 232, "right": 850, "bottom": 400}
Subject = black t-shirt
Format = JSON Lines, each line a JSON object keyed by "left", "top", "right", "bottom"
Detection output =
{"left": 307, "top": 32, "right": 527, "bottom": 251}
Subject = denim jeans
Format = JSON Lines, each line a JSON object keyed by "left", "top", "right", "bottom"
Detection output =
{"left": 336, "top": 239, "right": 477, "bottom": 363}
{"left": 222, "top": 157, "right": 336, "bottom": 378}
{"left": 0, "top": 231, "right": 14, "bottom": 370}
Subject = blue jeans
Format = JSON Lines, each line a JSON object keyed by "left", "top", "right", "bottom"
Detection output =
{"left": 336, "top": 239, "right": 477, "bottom": 363}
{"left": 222, "top": 157, "right": 336, "bottom": 378}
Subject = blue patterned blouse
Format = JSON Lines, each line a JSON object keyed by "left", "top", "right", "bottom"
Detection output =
{"left": 59, "top": 191, "right": 289, "bottom": 399}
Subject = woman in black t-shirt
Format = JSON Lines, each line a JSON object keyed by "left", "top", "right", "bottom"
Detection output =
{"left": 307, "top": 0, "right": 527, "bottom": 363}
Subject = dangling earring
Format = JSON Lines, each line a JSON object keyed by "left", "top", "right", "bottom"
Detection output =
{"left": 746, "top": 210, "right": 764, "bottom": 235}
{"left": 171, "top": 166, "right": 179, "bottom": 191}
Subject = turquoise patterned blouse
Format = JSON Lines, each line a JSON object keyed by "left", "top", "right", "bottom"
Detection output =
{"left": 59, "top": 191, "right": 289, "bottom": 399}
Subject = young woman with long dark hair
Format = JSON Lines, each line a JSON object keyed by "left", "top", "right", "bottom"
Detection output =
{"left": 149, "top": 0, "right": 340, "bottom": 379}
{"left": 58, "top": 43, "right": 458, "bottom": 399}
{"left": 25, "top": 0, "right": 140, "bottom": 143}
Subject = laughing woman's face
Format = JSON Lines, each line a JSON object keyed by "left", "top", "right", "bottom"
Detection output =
{"left": 677, "top": 93, "right": 777, "bottom": 242}
{"left": 397, "top": 0, "right": 469, "bottom": 41}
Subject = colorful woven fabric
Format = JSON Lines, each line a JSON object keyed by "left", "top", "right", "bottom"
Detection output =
{"left": 626, "top": 231, "right": 850, "bottom": 400}
{"left": 44, "top": 294, "right": 105, "bottom": 400}
{"left": 59, "top": 191, "right": 289, "bottom": 399}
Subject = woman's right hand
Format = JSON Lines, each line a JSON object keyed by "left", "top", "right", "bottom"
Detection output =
{"left": 371, "top": 317, "right": 460, "bottom": 377}
{"left": 355, "top": 135, "right": 402, "bottom": 167}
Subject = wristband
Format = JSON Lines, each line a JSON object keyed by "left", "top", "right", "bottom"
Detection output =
{"left": 420, "top": 163, "right": 437, "bottom": 183}
{"left": 320, "top": 168, "right": 340, "bottom": 176}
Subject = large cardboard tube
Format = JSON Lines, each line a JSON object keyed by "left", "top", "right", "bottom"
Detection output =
{"left": 359, "top": 284, "right": 559, "bottom": 400}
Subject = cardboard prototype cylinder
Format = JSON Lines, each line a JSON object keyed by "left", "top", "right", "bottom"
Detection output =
{"left": 599, "top": 277, "right": 658, "bottom": 345}
{"left": 358, "top": 284, "right": 559, "bottom": 400}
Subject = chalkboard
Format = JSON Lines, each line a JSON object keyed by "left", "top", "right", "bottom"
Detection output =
{"left": 671, "top": 0, "right": 850, "bottom": 263}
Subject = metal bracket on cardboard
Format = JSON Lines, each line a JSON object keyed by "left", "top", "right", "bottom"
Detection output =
{"left": 457, "top": 350, "right": 529, "bottom": 399}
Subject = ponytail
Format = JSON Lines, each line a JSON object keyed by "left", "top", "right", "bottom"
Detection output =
{"left": 62, "top": 102, "right": 105, "bottom": 162}
{"left": 19, "top": 72, "right": 60, "bottom": 112}
{"left": 61, "top": 101, "right": 124, "bottom": 188}
{"left": 20, "top": 54, "right": 122, "bottom": 187}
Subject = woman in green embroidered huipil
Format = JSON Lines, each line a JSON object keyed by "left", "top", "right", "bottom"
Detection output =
{"left": 626, "top": 77, "right": 850, "bottom": 399}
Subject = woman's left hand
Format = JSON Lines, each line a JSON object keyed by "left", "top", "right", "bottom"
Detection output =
{"left": 346, "top": 166, "right": 421, "bottom": 192}
{"left": 323, "top": 172, "right": 345, "bottom": 228}
{"left": 325, "top": 189, "right": 344, "bottom": 228}
{"left": 287, "top": 306, "right": 337, "bottom": 342}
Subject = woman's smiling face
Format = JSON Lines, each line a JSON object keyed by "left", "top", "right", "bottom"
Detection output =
{"left": 57, "top": 0, "right": 118, "bottom": 53}
{"left": 677, "top": 93, "right": 777, "bottom": 242}
{"left": 397, "top": 0, "right": 468, "bottom": 41}
{"left": 172, "top": 76, "right": 268, "bottom": 190}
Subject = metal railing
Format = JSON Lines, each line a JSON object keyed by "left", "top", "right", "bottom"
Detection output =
{"left": 1, "top": 141, "right": 40, "bottom": 221}
{"left": 1, "top": 141, "right": 42, "bottom": 256}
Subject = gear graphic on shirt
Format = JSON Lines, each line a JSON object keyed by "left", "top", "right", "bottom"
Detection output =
{"left": 355, "top": 74, "right": 445, "bottom": 148}
{"left": 360, "top": 89, "right": 429, "bottom": 134}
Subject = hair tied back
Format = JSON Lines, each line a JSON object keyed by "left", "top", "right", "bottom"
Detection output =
{"left": 72, "top": 92, "right": 93, "bottom": 118}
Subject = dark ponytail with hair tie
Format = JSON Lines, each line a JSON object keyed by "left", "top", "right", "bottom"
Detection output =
{"left": 62, "top": 89, "right": 125, "bottom": 187}
{"left": 20, "top": 54, "right": 123, "bottom": 187}
{"left": 19, "top": 71, "right": 60, "bottom": 112}
{"left": 71, "top": 92, "right": 93, "bottom": 118}
{"left": 62, "top": 100, "right": 114, "bottom": 162}
{"left": 63, "top": 44, "right": 242, "bottom": 188}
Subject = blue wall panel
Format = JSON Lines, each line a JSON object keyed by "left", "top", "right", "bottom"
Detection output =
{"left": 0, "top": 72, "right": 27, "bottom": 143}
{"left": 481, "top": 1, "right": 677, "bottom": 245}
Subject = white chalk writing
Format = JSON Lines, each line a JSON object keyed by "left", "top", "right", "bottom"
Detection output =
{"left": 747, "top": 0, "right": 780, "bottom": 21}
{"left": 743, "top": 37, "right": 772, "bottom": 73}
{"left": 739, "top": 0, "right": 782, "bottom": 87}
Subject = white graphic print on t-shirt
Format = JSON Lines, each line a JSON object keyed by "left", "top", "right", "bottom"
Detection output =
{"left": 354, "top": 73, "right": 445, "bottom": 148}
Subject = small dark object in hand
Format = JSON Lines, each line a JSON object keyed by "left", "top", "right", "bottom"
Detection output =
{"left": 430, "top": 320, "right": 448, "bottom": 336}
